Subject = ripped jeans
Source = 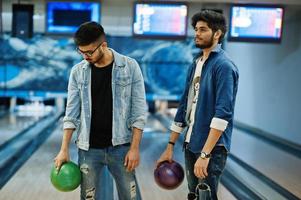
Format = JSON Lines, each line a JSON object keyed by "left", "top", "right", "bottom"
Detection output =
{"left": 78, "top": 144, "right": 141, "bottom": 200}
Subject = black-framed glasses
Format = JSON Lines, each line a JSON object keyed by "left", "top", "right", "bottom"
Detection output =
{"left": 77, "top": 42, "right": 103, "bottom": 57}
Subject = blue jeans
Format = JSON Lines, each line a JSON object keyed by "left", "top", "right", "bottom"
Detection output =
{"left": 78, "top": 144, "right": 141, "bottom": 200}
{"left": 185, "top": 145, "right": 228, "bottom": 200}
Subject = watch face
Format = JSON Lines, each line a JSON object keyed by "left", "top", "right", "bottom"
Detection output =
{"left": 200, "top": 152, "right": 206, "bottom": 159}
{"left": 200, "top": 152, "right": 210, "bottom": 159}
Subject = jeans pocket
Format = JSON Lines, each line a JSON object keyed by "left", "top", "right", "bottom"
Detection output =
{"left": 209, "top": 152, "right": 227, "bottom": 176}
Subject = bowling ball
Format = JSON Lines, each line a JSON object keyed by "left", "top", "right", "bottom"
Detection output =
{"left": 50, "top": 161, "right": 81, "bottom": 192}
{"left": 154, "top": 160, "right": 184, "bottom": 190}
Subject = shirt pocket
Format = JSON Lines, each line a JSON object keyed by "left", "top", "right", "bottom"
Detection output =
{"left": 115, "top": 76, "right": 132, "bottom": 118}
{"left": 115, "top": 76, "right": 132, "bottom": 98}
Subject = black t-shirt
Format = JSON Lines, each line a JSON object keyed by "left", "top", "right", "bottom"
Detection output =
{"left": 89, "top": 62, "right": 113, "bottom": 148}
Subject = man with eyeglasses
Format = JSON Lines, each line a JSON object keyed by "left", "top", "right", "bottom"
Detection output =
{"left": 54, "top": 21, "right": 146, "bottom": 200}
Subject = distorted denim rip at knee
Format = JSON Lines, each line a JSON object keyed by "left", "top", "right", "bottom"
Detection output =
{"left": 80, "top": 163, "right": 89, "bottom": 174}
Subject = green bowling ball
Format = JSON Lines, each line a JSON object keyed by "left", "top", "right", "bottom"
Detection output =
{"left": 50, "top": 161, "right": 81, "bottom": 192}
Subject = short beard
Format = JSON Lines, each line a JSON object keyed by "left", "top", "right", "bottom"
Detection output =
{"left": 195, "top": 43, "right": 213, "bottom": 49}
{"left": 94, "top": 50, "right": 105, "bottom": 63}
{"left": 195, "top": 34, "right": 214, "bottom": 49}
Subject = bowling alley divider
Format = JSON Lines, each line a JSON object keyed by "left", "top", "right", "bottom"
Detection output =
{"left": 0, "top": 110, "right": 63, "bottom": 189}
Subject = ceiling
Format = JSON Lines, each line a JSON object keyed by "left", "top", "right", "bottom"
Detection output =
{"left": 3, "top": 0, "right": 301, "bottom": 5}
{"left": 108, "top": 0, "right": 301, "bottom": 5}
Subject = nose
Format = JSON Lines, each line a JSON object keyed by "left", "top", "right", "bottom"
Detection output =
{"left": 195, "top": 30, "right": 201, "bottom": 37}
{"left": 83, "top": 54, "right": 90, "bottom": 59}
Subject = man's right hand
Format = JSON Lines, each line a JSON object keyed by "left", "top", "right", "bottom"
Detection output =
{"left": 156, "top": 147, "right": 174, "bottom": 167}
{"left": 54, "top": 150, "right": 70, "bottom": 170}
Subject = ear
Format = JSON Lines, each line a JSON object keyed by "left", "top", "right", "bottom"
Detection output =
{"left": 102, "top": 41, "right": 108, "bottom": 48}
{"left": 214, "top": 30, "right": 222, "bottom": 40}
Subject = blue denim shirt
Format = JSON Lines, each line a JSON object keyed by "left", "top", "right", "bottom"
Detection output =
{"left": 170, "top": 44, "right": 239, "bottom": 153}
{"left": 63, "top": 49, "right": 147, "bottom": 151}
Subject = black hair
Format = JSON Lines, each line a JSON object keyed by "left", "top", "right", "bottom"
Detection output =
{"left": 74, "top": 21, "right": 106, "bottom": 46}
{"left": 191, "top": 10, "right": 227, "bottom": 43}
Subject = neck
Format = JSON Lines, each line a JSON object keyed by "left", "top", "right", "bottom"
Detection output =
{"left": 202, "top": 42, "right": 218, "bottom": 60}
{"left": 94, "top": 49, "right": 113, "bottom": 68}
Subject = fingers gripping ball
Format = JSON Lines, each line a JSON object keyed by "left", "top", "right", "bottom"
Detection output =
{"left": 50, "top": 161, "right": 81, "bottom": 192}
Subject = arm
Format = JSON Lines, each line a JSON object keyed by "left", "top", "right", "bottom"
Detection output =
{"left": 156, "top": 131, "right": 180, "bottom": 165}
{"left": 128, "top": 59, "right": 147, "bottom": 130}
{"left": 157, "top": 64, "right": 194, "bottom": 165}
{"left": 124, "top": 59, "right": 147, "bottom": 171}
{"left": 194, "top": 128, "right": 222, "bottom": 178}
{"left": 62, "top": 67, "right": 81, "bottom": 130}
{"left": 124, "top": 127, "right": 142, "bottom": 171}
{"left": 54, "top": 67, "right": 81, "bottom": 169}
{"left": 171, "top": 63, "right": 194, "bottom": 130}
{"left": 54, "top": 129, "right": 74, "bottom": 169}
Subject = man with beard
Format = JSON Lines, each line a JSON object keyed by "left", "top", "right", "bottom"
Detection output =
{"left": 54, "top": 21, "right": 146, "bottom": 200}
{"left": 157, "top": 10, "right": 239, "bottom": 200}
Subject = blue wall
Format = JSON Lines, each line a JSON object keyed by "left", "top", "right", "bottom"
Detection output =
{"left": 226, "top": 6, "right": 301, "bottom": 144}
{"left": 0, "top": 35, "right": 198, "bottom": 99}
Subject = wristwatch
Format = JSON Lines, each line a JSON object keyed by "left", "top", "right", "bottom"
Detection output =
{"left": 200, "top": 152, "right": 211, "bottom": 159}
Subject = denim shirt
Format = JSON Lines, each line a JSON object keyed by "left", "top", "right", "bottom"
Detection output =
{"left": 63, "top": 49, "right": 147, "bottom": 151}
{"left": 170, "top": 44, "right": 239, "bottom": 153}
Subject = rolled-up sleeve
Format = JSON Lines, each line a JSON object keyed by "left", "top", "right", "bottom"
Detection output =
{"left": 170, "top": 64, "right": 194, "bottom": 133}
{"left": 213, "top": 61, "right": 239, "bottom": 131}
{"left": 63, "top": 68, "right": 81, "bottom": 130}
{"left": 129, "top": 59, "right": 147, "bottom": 130}
{"left": 170, "top": 121, "right": 185, "bottom": 133}
{"left": 210, "top": 117, "right": 228, "bottom": 131}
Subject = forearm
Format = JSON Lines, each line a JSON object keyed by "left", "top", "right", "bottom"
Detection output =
{"left": 166, "top": 131, "right": 180, "bottom": 151}
{"left": 60, "top": 129, "right": 74, "bottom": 151}
{"left": 201, "top": 128, "right": 223, "bottom": 154}
{"left": 130, "top": 127, "right": 143, "bottom": 150}
{"left": 156, "top": 131, "right": 180, "bottom": 164}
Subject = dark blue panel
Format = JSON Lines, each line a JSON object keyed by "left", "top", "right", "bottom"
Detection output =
{"left": 0, "top": 34, "right": 198, "bottom": 99}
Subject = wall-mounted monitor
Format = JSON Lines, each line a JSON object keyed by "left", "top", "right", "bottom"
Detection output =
{"left": 228, "top": 4, "right": 284, "bottom": 43}
{"left": 133, "top": 2, "right": 188, "bottom": 39}
{"left": 46, "top": 1, "right": 100, "bottom": 34}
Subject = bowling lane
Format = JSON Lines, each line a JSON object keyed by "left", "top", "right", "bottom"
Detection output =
{"left": 0, "top": 119, "right": 79, "bottom": 200}
{"left": 231, "top": 129, "right": 301, "bottom": 198}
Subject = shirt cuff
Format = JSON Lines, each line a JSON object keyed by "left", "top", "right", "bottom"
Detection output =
{"left": 63, "top": 121, "right": 76, "bottom": 130}
{"left": 210, "top": 117, "right": 228, "bottom": 132}
{"left": 170, "top": 122, "right": 184, "bottom": 133}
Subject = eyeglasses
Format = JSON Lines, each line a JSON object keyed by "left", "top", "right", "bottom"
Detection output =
{"left": 77, "top": 42, "right": 103, "bottom": 57}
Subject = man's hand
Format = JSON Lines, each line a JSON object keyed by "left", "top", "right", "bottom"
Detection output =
{"left": 194, "top": 157, "right": 210, "bottom": 179}
{"left": 156, "top": 146, "right": 173, "bottom": 167}
{"left": 54, "top": 150, "right": 70, "bottom": 171}
{"left": 124, "top": 147, "right": 140, "bottom": 172}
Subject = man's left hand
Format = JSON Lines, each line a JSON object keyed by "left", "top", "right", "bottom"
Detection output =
{"left": 124, "top": 148, "right": 140, "bottom": 172}
{"left": 194, "top": 157, "right": 210, "bottom": 179}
